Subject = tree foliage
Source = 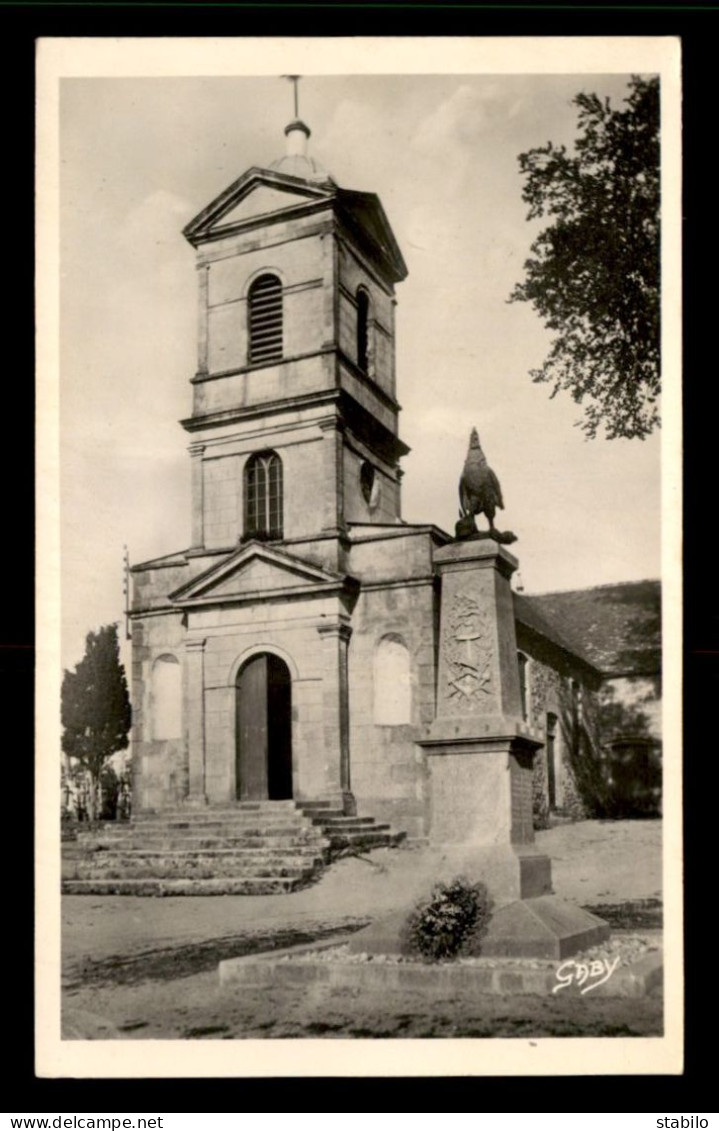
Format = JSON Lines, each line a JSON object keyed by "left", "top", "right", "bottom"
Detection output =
{"left": 61, "top": 624, "right": 132, "bottom": 820}
{"left": 510, "top": 76, "right": 660, "bottom": 440}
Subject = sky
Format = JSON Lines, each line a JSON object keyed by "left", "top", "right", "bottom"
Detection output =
{"left": 58, "top": 66, "right": 664, "bottom": 672}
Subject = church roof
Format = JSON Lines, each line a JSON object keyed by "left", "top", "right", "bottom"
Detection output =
{"left": 517, "top": 579, "right": 661, "bottom": 677}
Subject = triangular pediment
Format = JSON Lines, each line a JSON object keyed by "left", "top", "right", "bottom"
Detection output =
{"left": 169, "top": 542, "right": 349, "bottom": 605}
{"left": 183, "top": 168, "right": 334, "bottom": 246}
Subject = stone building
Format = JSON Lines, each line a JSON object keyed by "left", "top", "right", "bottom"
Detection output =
{"left": 518, "top": 581, "right": 662, "bottom": 820}
{"left": 127, "top": 117, "right": 661, "bottom": 855}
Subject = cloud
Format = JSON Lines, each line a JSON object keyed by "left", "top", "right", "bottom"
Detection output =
{"left": 316, "top": 99, "right": 390, "bottom": 189}
{"left": 408, "top": 401, "right": 501, "bottom": 442}
{"left": 410, "top": 83, "right": 506, "bottom": 157}
{"left": 118, "top": 189, "right": 194, "bottom": 247}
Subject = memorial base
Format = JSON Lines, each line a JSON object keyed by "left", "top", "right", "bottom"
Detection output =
{"left": 430, "top": 843, "right": 552, "bottom": 901}
{"left": 481, "top": 896, "right": 610, "bottom": 959}
{"left": 348, "top": 893, "right": 609, "bottom": 961}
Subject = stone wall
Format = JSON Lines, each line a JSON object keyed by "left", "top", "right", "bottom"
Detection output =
{"left": 201, "top": 213, "right": 333, "bottom": 381}
{"left": 201, "top": 421, "right": 329, "bottom": 547}
{"left": 337, "top": 238, "right": 395, "bottom": 400}
{"left": 342, "top": 442, "right": 400, "bottom": 525}
{"left": 347, "top": 579, "right": 437, "bottom": 840}
{"left": 516, "top": 630, "right": 602, "bottom": 825}
{"left": 130, "top": 612, "right": 188, "bottom": 810}
{"left": 132, "top": 559, "right": 192, "bottom": 610}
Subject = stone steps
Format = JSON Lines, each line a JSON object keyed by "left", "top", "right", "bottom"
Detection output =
{"left": 297, "top": 805, "right": 406, "bottom": 853}
{"left": 326, "top": 829, "right": 399, "bottom": 850}
{"left": 80, "top": 834, "right": 328, "bottom": 852}
{"left": 62, "top": 877, "right": 306, "bottom": 896}
{"left": 62, "top": 800, "right": 406, "bottom": 895}
{"left": 66, "top": 846, "right": 327, "bottom": 863}
{"left": 65, "top": 854, "right": 320, "bottom": 881}
{"left": 313, "top": 816, "right": 377, "bottom": 829}
{"left": 82, "top": 822, "right": 328, "bottom": 839}
{"left": 132, "top": 802, "right": 299, "bottom": 821}
{"left": 77, "top": 841, "right": 327, "bottom": 858}
{"left": 130, "top": 811, "right": 311, "bottom": 825}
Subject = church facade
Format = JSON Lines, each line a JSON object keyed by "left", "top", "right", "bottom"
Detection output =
{"left": 129, "top": 118, "right": 660, "bottom": 840}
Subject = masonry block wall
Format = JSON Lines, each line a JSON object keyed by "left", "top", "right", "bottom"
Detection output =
{"left": 198, "top": 416, "right": 331, "bottom": 549}
{"left": 517, "top": 632, "right": 601, "bottom": 823}
{"left": 130, "top": 611, "right": 188, "bottom": 810}
{"left": 199, "top": 213, "right": 334, "bottom": 385}
{"left": 343, "top": 529, "right": 440, "bottom": 839}
{"left": 342, "top": 441, "right": 400, "bottom": 525}
{"left": 337, "top": 238, "right": 396, "bottom": 400}
{"left": 347, "top": 582, "right": 436, "bottom": 840}
{"left": 200, "top": 615, "right": 322, "bottom": 803}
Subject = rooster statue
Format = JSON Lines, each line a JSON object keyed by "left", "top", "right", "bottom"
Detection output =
{"left": 457, "top": 428, "right": 517, "bottom": 544}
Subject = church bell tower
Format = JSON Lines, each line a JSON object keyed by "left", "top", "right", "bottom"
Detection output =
{"left": 181, "top": 111, "right": 409, "bottom": 570}
{"left": 130, "top": 92, "right": 417, "bottom": 820}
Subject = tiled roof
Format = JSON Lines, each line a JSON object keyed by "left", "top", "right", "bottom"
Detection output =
{"left": 517, "top": 580, "right": 661, "bottom": 676}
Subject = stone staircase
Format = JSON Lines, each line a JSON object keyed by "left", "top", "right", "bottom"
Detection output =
{"left": 61, "top": 800, "right": 404, "bottom": 896}
{"left": 298, "top": 801, "right": 406, "bottom": 853}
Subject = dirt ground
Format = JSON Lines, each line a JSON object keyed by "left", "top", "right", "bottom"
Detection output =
{"left": 61, "top": 819, "right": 663, "bottom": 1040}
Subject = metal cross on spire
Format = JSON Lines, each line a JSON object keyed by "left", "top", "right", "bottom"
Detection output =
{"left": 282, "top": 75, "right": 301, "bottom": 119}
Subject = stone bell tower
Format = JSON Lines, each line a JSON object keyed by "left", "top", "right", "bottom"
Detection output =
{"left": 127, "top": 104, "right": 416, "bottom": 820}
{"left": 181, "top": 115, "right": 409, "bottom": 567}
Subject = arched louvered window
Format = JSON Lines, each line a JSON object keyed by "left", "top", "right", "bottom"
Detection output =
{"left": 244, "top": 451, "right": 283, "bottom": 540}
{"left": 248, "top": 274, "right": 283, "bottom": 364}
{"left": 356, "top": 287, "right": 370, "bottom": 372}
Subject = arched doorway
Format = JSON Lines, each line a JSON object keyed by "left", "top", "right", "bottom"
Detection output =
{"left": 235, "top": 653, "right": 292, "bottom": 800}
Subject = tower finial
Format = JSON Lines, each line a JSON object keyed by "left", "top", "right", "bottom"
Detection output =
{"left": 279, "top": 75, "right": 311, "bottom": 158}
{"left": 282, "top": 74, "right": 301, "bottom": 119}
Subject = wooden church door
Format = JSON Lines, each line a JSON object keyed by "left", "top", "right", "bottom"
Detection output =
{"left": 235, "top": 653, "right": 292, "bottom": 800}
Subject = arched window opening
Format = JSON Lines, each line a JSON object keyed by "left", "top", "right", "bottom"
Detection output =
{"left": 517, "top": 652, "right": 529, "bottom": 721}
{"left": 248, "top": 274, "right": 283, "bottom": 364}
{"left": 151, "top": 654, "right": 182, "bottom": 740}
{"left": 374, "top": 634, "right": 411, "bottom": 725}
{"left": 244, "top": 451, "right": 283, "bottom": 540}
{"left": 360, "top": 460, "right": 380, "bottom": 510}
{"left": 356, "top": 287, "right": 370, "bottom": 373}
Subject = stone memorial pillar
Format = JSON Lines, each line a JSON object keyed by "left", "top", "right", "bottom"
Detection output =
{"left": 349, "top": 427, "right": 609, "bottom": 958}
{"left": 410, "top": 537, "right": 609, "bottom": 958}
{"left": 417, "top": 539, "right": 552, "bottom": 900}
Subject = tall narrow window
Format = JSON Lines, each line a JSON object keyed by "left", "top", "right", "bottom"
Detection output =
{"left": 244, "top": 451, "right": 283, "bottom": 540}
{"left": 571, "top": 678, "right": 583, "bottom": 722}
{"left": 546, "top": 711, "right": 558, "bottom": 809}
{"left": 356, "top": 287, "right": 370, "bottom": 372}
{"left": 248, "top": 274, "right": 283, "bottom": 364}
{"left": 517, "top": 652, "right": 529, "bottom": 721}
